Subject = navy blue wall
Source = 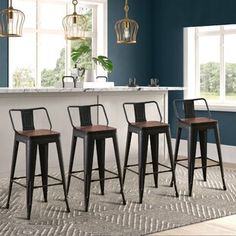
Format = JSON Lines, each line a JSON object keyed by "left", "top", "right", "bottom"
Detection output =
{"left": 153, "top": 0, "right": 236, "bottom": 145}
{"left": 0, "top": 0, "right": 8, "bottom": 87}
{"left": 108, "top": 0, "right": 154, "bottom": 86}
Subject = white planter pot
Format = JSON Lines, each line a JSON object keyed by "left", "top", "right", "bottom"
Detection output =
{"left": 84, "top": 70, "right": 96, "bottom": 82}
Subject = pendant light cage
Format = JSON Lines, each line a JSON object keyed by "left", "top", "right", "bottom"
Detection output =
{"left": 115, "top": 0, "right": 139, "bottom": 44}
{"left": 63, "top": 0, "right": 87, "bottom": 40}
{"left": 0, "top": 0, "right": 25, "bottom": 37}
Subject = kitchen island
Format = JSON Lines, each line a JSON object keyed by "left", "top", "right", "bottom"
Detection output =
{"left": 0, "top": 86, "right": 183, "bottom": 176}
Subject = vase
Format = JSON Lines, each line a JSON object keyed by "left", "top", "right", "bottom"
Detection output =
{"left": 71, "top": 66, "right": 85, "bottom": 80}
{"left": 84, "top": 69, "right": 96, "bottom": 82}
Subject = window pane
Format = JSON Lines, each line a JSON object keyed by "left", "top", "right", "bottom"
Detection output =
{"left": 82, "top": 7, "right": 93, "bottom": 32}
{"left": 39, "top": 2, "right": 65, "bottom": 30}
{"left": 14, "top": 0, "right": 36, "bottom": 29}
{"left": 225, "top": 35, "right": 236, "bottom": 101}
{"left": 199, "top": 36, "right": 220, "bottom": 100}
{"left": 39, "top": 34, "right": 65, "bottom": 87}
{"left": 9, "top": 34, "right": 36, "bottom": 88}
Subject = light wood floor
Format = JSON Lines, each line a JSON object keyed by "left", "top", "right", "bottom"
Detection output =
{"left": 154, "top": 214, "right": 236, "bottom": 235}
{"left": 154, "top": 162, "right": 236, "bottom": 235}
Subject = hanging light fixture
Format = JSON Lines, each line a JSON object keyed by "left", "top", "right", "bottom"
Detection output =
{"left": 63, "top": 0, "right": 87, "bottom": 40}
{"left": 0, "top": 0, "right": 25, "bottom": 37}
{"left": 115, "top": 0, "right": 139, "bottom": 44}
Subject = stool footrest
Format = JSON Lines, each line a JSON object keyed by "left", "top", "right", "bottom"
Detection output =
{"left": 125, "top": 162, "right": 173, "bottom": 176}
{"left": 70, "top": 168, "right": 119, "bottom": 182}
{"left": 175, "top": 156, "right": 221, "bottom": 169}
{"left": 12, "top": 174, "right": 63, "bottom": 189}
{"left": 146, "top": 169, "right": 173, "bottom": 175}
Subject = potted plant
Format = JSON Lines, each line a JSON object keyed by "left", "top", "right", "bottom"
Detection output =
{"left": 71, "top": 44, "right": 91, "bottom": 79}
{"left": 71, "top": 43, "right": 113, "bottom": 82}
{"left": 89, "top": 55, "right": 113, "bottom": 82}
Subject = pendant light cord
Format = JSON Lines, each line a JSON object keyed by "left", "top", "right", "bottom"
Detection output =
{"left": 72, "top": 0, "right": 78, "bottom": 13}
{"left": 124, "top": 0, "right": 129, "bottom": 19}
{"left": 9, "top": 0, "right": 13, "bottom": 8}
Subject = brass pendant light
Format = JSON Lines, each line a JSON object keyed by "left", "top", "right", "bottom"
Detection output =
{"left": 0, "top": 0, "right": 25, "bottom": 37}
{"left": 62, "top": 0, "right": 87, "bottom": 40}
{"left": 115, "top": 0, "right": 139, "bottom": 44}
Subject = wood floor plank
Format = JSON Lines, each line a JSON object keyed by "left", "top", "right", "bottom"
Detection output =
{"left": 154, "top": 215, "right": 236, "bottom": 235}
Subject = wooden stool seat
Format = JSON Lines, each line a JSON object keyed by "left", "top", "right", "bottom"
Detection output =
{"left": 77, "top": 125, "right": 116, "bottom": 133}
{"left": 130, "top": 121, "right": 169, "bottom": 129}
{"left": 179, "top": 117, "right": 217, "bottom": 126}
{"left": 17, "top": 129, "right": 60, "bottom": 137}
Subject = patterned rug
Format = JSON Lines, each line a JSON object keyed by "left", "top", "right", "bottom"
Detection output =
{"left": 0, "top": 165, "right": 236, "bottom": 236}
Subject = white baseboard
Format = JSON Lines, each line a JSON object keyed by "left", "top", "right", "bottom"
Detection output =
{"left": 172, "top": 138, "right": 236, "bottom": 164}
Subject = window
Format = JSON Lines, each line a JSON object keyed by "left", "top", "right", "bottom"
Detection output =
{"left": 9, "top": 0, "right": 107, "bottom": 88}
{"left": 184, "top": 25, "right": 236, "bottom": 110}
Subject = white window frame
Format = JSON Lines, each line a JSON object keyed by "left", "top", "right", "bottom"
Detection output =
{"left": 184, "top": 25, "right": 236, "bottom": 112}
{"left": 9, "top": 0, "right": 107, "bottom": 88}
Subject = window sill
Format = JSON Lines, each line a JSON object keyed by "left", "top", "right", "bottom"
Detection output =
{"left": 195, "top": 104, "right": 236, "bottom": 112}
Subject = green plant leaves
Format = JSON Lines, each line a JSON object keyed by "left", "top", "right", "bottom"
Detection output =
{"left": 92, "top": 55, "right": 113, "bottom": 73}
{"left": 71, "top": 45, "right": 91, "bottom": 63}
{"left": 71, "top": 44, "right": 113, "bottom": 73}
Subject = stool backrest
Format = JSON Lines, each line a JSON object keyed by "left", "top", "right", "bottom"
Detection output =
{"left": 67, "top": 104, "right": 109, "bottom": 128}
{"left": 9, "top": 107, "right": 52, "bottom": 132}
{"left": 173, "top": 98, "right": 211, "bottom": 120}
{"left": 123, "top": 101, "right": 162, "bottom": 124}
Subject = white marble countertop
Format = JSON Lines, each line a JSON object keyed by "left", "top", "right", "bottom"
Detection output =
{"left": 0, "top": 86, "right": 184, "bottom": 94}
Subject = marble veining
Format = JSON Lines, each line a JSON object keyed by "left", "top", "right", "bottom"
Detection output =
{"left": 0, "top": 86, "right": 183, "bottom": 94}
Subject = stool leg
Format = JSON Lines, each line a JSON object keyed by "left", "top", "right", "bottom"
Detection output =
{"left": 199, "top": 130, "right": 207, "bottom": 181}
{"left": 84, "top": 136, "right": 94, "bottom": 212}
{"left": 166, "top": 128, "right": 179, "bottom": 197}
{"left": 67, "top": 135, "right": 77, "bottom": 195}
{"left": 138, "top": 132, "right": 148, "bottom": 204}
{"left": 56, "top": 138, "right": 70, "bottom": 213}
{"left": 39, "top": 144, "right": 48, "bottom": 202}
{"left": 96, "top": 139, "right": 105, "bottom": 195}
{"left": 214, "top": 124, "right": 227, "bottom": 190}
{"left": 150, "top": 134, "right": 159, "bottom": 188}
{"left": 26, "top": 141, "right": 37, "bottom": 220}
{"left": 6, "top": 139, "right": 19, "bottom": 209}
{"left": 170, "top": 127, "right": 182, "bottom": 187}
{"left": 123, "top": 131, "right": 132, "bottom": 185}
{"left": 188, "top": 127, "right": 197, "bottom": 197}
{"left": 112, "top": 133, "right": 126, "bottom": 205}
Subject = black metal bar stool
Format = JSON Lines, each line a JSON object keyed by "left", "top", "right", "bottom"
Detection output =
{"left": 171, "top": 98, "right": 226, "bottom": 196}
{"left": 122, "top": 101, "right": 178, "bottom": 203}
{"left": 6, "top": 107, "right": 70, "bottom": 219}
{"left": 67, "top": 104, "right": 126, "bottom": 211}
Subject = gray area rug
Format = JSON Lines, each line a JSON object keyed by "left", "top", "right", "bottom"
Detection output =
{"left": 0, "top": 165, "right": 236, "bottom": 236}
